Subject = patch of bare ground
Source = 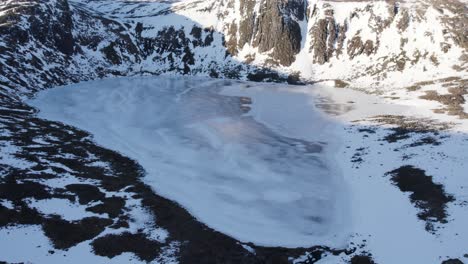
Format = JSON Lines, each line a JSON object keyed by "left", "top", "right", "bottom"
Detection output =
{"left": 441, "top": 259, "right": 464, "bottom": 264}
{"left": 42, "top": 216, "right": 113, "bottom": 249}
{"left": 386, "top": 166, "right": 455, "bottom": 233}
{"left": 406, "top": 77, "right": 468, "bottom": 119}
{"left": 352, "top": 114, "right": 457, "bottom": 234}
{"left": 334, "top": 80, "right": 350, "bottom": 88}
{"left": 420, "top": 86, "right": 468, "bottom": 119}
{"left": 92, "top": 232, "right": 162, "bottom": 262}
{"left": 369, "top": 115, "right": 452, "bottom": 143}
{"left": 350, "top": 255, "right": 376, "bottom": 264}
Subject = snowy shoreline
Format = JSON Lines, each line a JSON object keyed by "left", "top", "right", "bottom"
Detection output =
{"left": 29, "top": 76, "right": 351, "bottom": 248}
{"left": 23, "top": 75, "right": 468, "bottom": 263}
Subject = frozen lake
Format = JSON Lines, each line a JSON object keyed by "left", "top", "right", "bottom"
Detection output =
{"left": 29, "top": 76, "right": 349, "bottom": 248}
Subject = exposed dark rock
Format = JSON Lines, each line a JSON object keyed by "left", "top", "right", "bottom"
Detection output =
{"left": 247, "top": 70, "right": 281, "bottom": 83}
{"left": 0, "top": 202, "right": 43, "bottom": 227}
{"left": 86, "top": 196, "right": 126, "bottom": 218}
{"left": 437, "top": 0, "right": 468, "bottom": 53}
{"left": 386, "top": 166, "right": 455, "bottom": 232}
{"left": 350, "top": 255, "right": 376, "bottom": 264}
{"left": 42, "top": 216, "right": 113, "bottom": 249}
{"left": 370, "top": 115, "right": 452, "bottom": 143}
{"left": 348, "top": 36, "right": 375, "bottom": 59}
{"left": 0, "top": 180, "right": 51, "bottom": 202}
{"left": 252, "top": 0, "right": 303, "bottom": 66}
{"left": 92, "top": 232, "right": 162, "bottom": 262}
{"left": 203, "top": 27, "right": 215, "bottom": 46}
{"left": 335, "top": 80, "right": 350, "bottom": 88}
{"left": 419, "top": 81, "right": 468, "bottom": 119}
{"left": 190, "top": 25, "right": 202, "bottom": 40}
{"left": 309, "top": 8, "right": 347, "bottom": 64}
{"left": 101, "top": 43, "right": 122, "bottom": 65}
{"left": 287, "top": 72, "right": 305, "bottom": 85}
{"left": 135, "top": 22, "right": 143, "bottom": 37}
{"left": 397, "top": 9, "right": 410, "bottom": 31}
{"left": 24, "top": 0, "right": 75, "bottom": 56}
{"left": 441, "top": 259, "right": 464, "bottom": 264}
{"left": 225, "top": 22, "right": 239, "bottom": 56}
{"left": 65, "top": 184, "right": 105, "bottom": 205}
{"left": 235, "top": 0, "right": 304, "bottom": 66}
{"left": 238, "top": 0, "right": 256, "bottom": 49}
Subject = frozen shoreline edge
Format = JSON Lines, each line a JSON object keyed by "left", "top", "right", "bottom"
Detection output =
{"left": 28, "top": 76, "right": 352, "bottom": 248}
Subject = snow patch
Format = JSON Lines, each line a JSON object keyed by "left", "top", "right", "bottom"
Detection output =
{"left": 0, "top": 141, "right": 35, "bottom": 170}
{"left": 27, "top": 198, "right": 102, "bottom": 221}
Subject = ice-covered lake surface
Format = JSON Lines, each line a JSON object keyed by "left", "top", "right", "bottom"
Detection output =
{"left": 29, "top": 76, "right": 349, "bottom": 248}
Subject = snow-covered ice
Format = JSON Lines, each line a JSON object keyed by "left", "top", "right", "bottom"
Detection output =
{"left": 28, "top": 76, "right": 468, "bottom": 263}
{"left": 29, "top": 76, "right": 350, "bottom": 248}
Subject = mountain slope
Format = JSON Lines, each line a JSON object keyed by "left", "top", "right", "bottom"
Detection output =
{"left": 1, "top": 0, "right": 466, "bottom": 100}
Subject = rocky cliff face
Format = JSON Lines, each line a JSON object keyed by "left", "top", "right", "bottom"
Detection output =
{"left": 220, "top": 0, "right": 466, "bottom": 88}
{"left": 0, "top": 0, "right": 141, "bottom": 99}
{"left": 0, "top": 0, "right": 467, "bottom": 99}
{"left": 302, "top": 0, "right": 467, "bottom": 88}
{"left": 229, "top": 0, "right": 305, "bottom": 66}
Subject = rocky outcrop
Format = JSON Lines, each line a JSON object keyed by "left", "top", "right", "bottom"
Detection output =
{"left": 233, "top": 0, "right": 305, "bottom": 66}
{"left": 252, "top": 0, "right": 303, "bottom": 66}
{"left": 0, "top": 0, "right": 141, "bottom": 97}
{"left": 309, "top": 7, "right": 347, "bottom": 64}
{"left": 237, "top": 0, "right": 256, "bottom": 51}
{"left": 347, "top": 36, "right": 375, "bottom": 59}
{"left": 308, "top": 2, "right": 393, "bottom": 64}
{"left": 0, "top": 0, "right": 73, "bottom": 84}
{"left": 302, "top": 0, "right": 467, "bottom": 86}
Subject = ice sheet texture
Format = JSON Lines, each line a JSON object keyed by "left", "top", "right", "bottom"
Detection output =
{"left": 30, "top": 77, "right": 349, "bottom": 248}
